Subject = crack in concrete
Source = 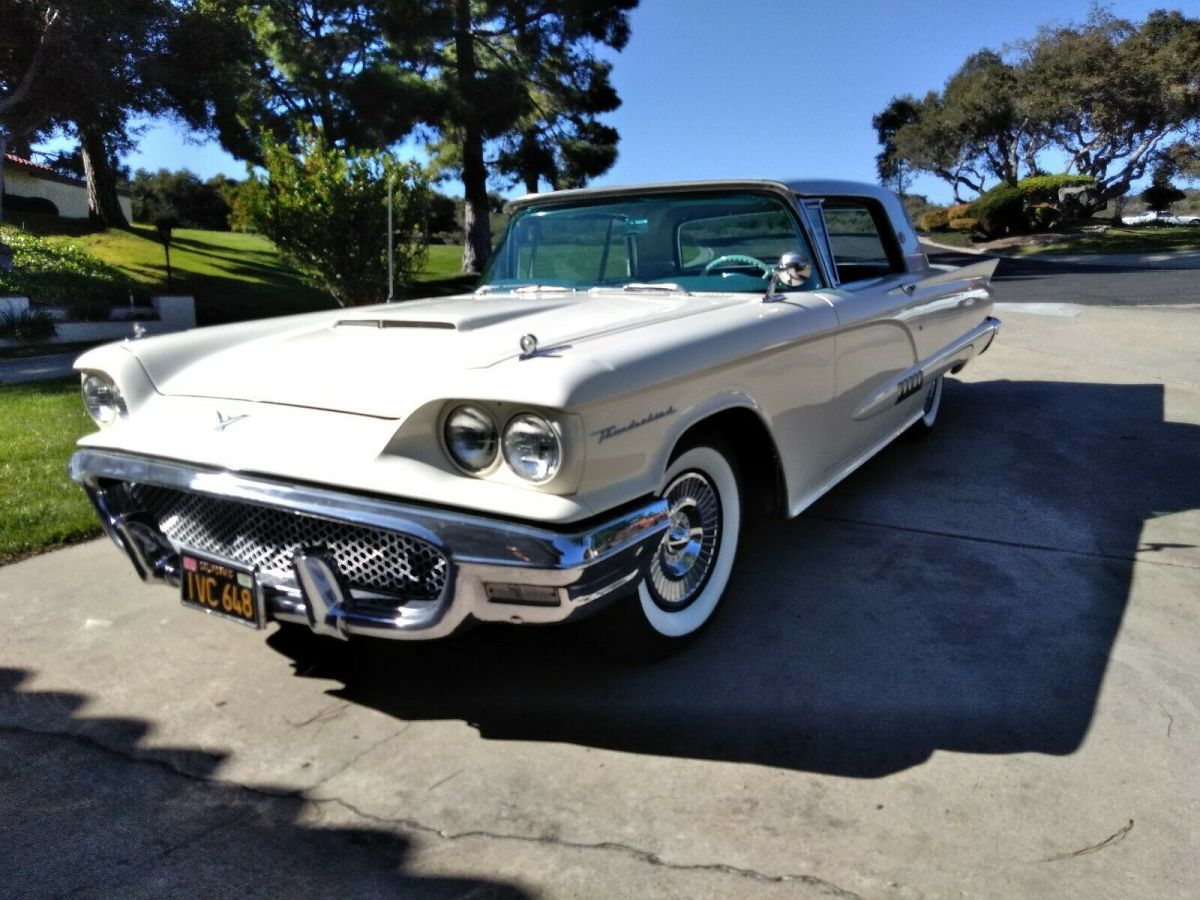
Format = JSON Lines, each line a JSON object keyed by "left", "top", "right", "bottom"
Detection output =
{"left": 1159, "top": 703, "right": 1174, "bottom": 738}
{"left": 811, "top": 513, "right": 1200, "bottom": 572}
{"left": 311, "top": 795, "right": 864, "bottom": 898}
{"left": 305, "top": 724, "right": 411, "bottom": 792}
{"left": 284, "top": 700, "right": 351, "bottom": 729}
{"left": 1041, "top": 818, "right": 1134, "bottom": 862}
{"left": 3, "top": 721, "right": 864, "bottom": 898}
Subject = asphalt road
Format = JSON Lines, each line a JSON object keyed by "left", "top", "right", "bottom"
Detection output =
{"left": 925, "top": 245, "right": 1200, "bottom": 306}
{"left": 1, "top": 267, "right": 1197, "bottom": 897}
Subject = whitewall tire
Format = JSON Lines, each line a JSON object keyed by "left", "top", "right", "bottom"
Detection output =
{"left": 585, "top": 442, "right": 742, "bottom": 658}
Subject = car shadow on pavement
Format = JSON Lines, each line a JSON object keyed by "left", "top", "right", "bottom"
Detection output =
{"left": 267, "top": 379, "right": 1199, "bottom": 779}
{"left": 0, "top": 667, "right": 530, "bottom": 897}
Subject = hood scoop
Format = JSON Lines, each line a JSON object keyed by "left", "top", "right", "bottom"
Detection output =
{"left": 336, "top": 319, "right": 457, "bottom": 330}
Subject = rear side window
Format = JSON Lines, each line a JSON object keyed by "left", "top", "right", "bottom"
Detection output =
{"left": 822, "top": 199, "right": 904, "bottom": 284}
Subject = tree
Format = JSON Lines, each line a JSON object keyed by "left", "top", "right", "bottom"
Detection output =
{"left": 491, "top": 50, "right": 623, "bottom": 194}
{"left": 1141, "top": 167, "right": 1186, "bottom": 212}
{"left": 0, "top": 1, "right": 60, "bottom": 222}
{"left": 166, "top": 1, "right": 432, "bottom": 163}
{"left": 131, "top": 168, "right": 234, "bottom": 229}
{"left": 877, "top": 9, "right": 1200, "bottom": 209}
{"left": 153, "top": 213, "right": 179, "bottom": 289}
{"left": 377, "top": 0, "right": 637, "bottom": 273}
{"left": 878, "top": 51, "right": 1051, "bottom": 202}
{"left": 231, "top": 126, "right": 431, "bottom": 306}
{"left": 1022, "top": 9, "right": 1200, "bottom": 209}
{"left": 873, "top": 97, "right": 919, "bottom": 196}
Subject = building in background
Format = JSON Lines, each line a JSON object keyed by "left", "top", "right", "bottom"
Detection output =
{"left": 2, "top": 153, "right": 133, "bottom": 222}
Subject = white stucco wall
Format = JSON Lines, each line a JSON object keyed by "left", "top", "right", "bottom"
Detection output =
{"left": 5, "top": 168, "right": 133, "bottom": 221}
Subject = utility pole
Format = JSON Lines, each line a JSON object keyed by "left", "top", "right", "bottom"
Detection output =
{"left": 386, "top": 174, "right": 395, "bottom": 302}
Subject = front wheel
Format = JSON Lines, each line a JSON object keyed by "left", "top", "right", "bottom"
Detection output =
{"left": 585, "top": 443, "right": 742, "bottom": 659}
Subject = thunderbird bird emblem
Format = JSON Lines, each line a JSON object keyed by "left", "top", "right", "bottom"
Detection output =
{"left": 214, "top": 411, "right": 250, "bottom": 432}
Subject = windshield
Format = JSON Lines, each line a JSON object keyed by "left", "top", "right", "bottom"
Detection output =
{"left": 480, "top": 192, "right": 823, "bottom": 294}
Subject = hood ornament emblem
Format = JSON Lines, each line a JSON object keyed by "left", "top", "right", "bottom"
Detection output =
{"left": 519, "top": 333, "right": 539, "bottom": 359}
{"left": 214, "top": 411, "right": 250, "bottom": 432}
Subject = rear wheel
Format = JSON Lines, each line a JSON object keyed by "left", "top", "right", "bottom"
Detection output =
{"left": 905, "top": 375, "right": 943, "bottom": 440}
{"left": 585, "top": 442, "right": 742, "bottom": 660}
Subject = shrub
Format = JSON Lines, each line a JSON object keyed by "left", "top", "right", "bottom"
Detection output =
{"left": 948, "top": 216, "right": 979, "bottom": 232}
{"left": 1027, "top": 202, "right": 1060, "bottom": 230}
{"left": 917, "top": 208, "right": 950, "bottom": 231}
{"left": 235, "top": 126, "right": 431, "bottom": 306}
{"left": 0, "top": 307, "right": 56, "bottom": 341}
{"left": 0, "top": 225, "right": 132, "bottom": 308}
{"left": 1018, "top": 174, "right": 1095, "bottom": 205}
{"left": 972, "top": 185, "right": 1027, "bottom": 238}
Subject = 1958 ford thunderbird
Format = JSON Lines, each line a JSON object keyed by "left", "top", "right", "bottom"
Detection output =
{"left": 71, "top": 179, "right": 999, "bottom": 658}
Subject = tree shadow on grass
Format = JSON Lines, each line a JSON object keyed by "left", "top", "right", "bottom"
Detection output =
{"left": 267, "top": 378, "right": 1199, "bottom": 778}
{"left": 0, "top": 667, "right": 530, "bottom": 898}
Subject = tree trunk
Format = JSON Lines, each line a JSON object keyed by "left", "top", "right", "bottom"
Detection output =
{"left": 455, "top": 0, "right": 490, "bottom": 274}
{"left": 0, "top": 129, "right": 8, "bottom": 224}
{"left": 79, "top": 124, "right": 128, "bottom": 227}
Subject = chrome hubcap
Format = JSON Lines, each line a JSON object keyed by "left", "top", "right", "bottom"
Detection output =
{"left": 649, "top": 471, "right": 720, "bottom": 609}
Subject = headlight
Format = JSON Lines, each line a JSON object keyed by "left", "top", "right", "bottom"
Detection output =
{"left": 81, "top": 373, "right": 126, "bottom": 426}
{"left": 502, "top": 413, "right": 561, "bottom": 483}
{"left": 444, "top": 405, "right": 498, "bottom": 472}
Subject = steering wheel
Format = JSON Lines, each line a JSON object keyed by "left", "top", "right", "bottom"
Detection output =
{"left": 701, "top": 254, "right": 773, "bottom": 278}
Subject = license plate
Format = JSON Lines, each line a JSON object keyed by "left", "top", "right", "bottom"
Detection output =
{"left": 180, "top": 550, "right": 263, "bottom": 628}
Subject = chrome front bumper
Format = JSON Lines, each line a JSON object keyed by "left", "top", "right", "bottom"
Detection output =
{"left": 70, "top": 449, "right": 669, "bottom": 640}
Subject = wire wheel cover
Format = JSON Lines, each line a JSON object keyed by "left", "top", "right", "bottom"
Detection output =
{"left": 648, "top": 471, "right": 722, "bottom": 610}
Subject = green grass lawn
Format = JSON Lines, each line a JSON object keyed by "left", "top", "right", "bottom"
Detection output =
{"left": 0, "top": 377, "right": 101, "bottom": 564}
{"left": 47, "top": 226, "right": 338, "bottom": 325}
{"left": 412, "top": 243, "right": 479, "bottom": 296}
{"left": 922, "top": 225, "right": 1200, "bottom": 256}
{"left": 1011, "top": 226, "right": 1200, "bottom": 257}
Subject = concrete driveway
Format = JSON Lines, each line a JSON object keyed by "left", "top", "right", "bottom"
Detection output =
{"left": 1, "top": 302, "right": 1197, "bottom": 898}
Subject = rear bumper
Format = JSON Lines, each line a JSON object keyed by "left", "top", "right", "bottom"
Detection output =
{"left": 69, "top": 449, "right": 668, "bottom": 640}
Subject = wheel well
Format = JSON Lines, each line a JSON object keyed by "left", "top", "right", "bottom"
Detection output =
{"left": 674, "top": 408, "right": 786, "bottom": 519}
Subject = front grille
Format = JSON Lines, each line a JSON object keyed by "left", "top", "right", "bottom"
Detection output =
{"left": 126, "top": 483, "right": 449, "bottom": 602}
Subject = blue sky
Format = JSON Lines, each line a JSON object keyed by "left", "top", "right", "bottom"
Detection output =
{"left": 110, "top": 0, "right": 1181, "bottom": 204}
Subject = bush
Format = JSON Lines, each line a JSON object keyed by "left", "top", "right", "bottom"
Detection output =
{"left": 0, "top": 225, "right": 133, "bottom": 307}
{"left": 1017, "top": 174, "right": 1095, "bottom": 205}
{"left": 948, "top": 217, "right": 979, "bottom": 232}
{"left": 0, "top": 307, "right": 56, "bottom": 341}
{"left": 234, "top": 126, "right": 431, "bottom": 306}
{"left": 2, "top": 193, "right": 60, "bottom": 216}
{"left": 972, "top": 185, "right": 1027, "bottom": 238}
{"left": 917, "top": 208, "right": 950, "bottom": 231}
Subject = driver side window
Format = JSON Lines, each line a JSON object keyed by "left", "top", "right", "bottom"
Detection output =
{"left": 676, "top": 206, "right": 820, "bottom": 290}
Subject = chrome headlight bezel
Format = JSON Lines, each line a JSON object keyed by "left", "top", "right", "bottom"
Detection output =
{"left": 81, "top": 372, "right": 127, "bottom": 427}
{"left": 502, "top": 413, "right": 562, "bottom": 484}
{"left": 442, "top": 404, "right": 500, "bottom": 474}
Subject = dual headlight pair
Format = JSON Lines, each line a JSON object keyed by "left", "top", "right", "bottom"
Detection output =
{"left": 444, "top": 405, "right": 561, "bottom": 484}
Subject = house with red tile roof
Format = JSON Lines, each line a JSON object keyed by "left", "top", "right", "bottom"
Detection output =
{"left": 2, "top": 153, "right": 132, "bottom": 221}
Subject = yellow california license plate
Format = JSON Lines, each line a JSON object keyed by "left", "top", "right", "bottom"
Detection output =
{"left": 180, "top": 551, "right": 263, "bottom": 628}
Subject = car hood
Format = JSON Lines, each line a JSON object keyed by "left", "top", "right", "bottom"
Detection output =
{"left": 133, "top": 291, "right": 736, "bottom": 418}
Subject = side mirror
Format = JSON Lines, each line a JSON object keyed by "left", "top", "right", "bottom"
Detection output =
{"left": 765, "top": 251, "right": 811, "bottom": 300}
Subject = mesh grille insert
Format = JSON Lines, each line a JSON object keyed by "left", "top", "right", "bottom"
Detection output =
{"left": 127, "top": 483, "right": 448, "bottom": 602}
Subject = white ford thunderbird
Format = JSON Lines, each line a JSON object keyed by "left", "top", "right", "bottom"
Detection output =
{"left": 71, "top": 180, "right": 999, "bottom": 658}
